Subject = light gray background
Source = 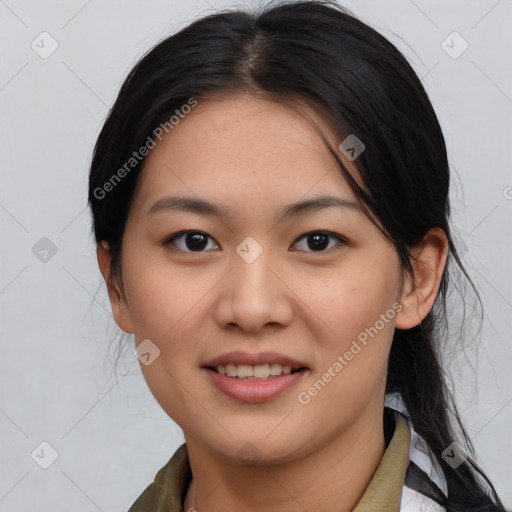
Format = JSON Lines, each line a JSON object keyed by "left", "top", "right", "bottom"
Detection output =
{"left": 1, "top": 0, "right": 511, "bottom": 510}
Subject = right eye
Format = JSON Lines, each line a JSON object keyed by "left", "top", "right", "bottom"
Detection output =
{"left": 163, "top": 230, "right": 220, "bottom": 252}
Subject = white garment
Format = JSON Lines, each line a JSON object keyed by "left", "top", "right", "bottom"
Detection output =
{"left": 400, "top": 486, "right": 446, "bottom": 512}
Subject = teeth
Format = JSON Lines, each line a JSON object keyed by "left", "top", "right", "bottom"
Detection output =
{"left": 225, "top": 364, "right": 237, "bottom": 377}
{"left": 237, "top": 365, "right": 253, "bottom": 378}
{"left": 215, "top": 363, "right": 296, "bottom": 379}
{"left": 254, "top": 364, "right": 270, "bottom": 378}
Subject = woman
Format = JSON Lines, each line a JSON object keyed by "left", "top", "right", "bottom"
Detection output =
{"left": 88, "top": 1, "right": 509, "bottom": 510}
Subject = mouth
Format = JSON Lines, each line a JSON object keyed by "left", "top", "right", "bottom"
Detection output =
{"left": 201, "top": 355, "right": 310, "bottom": 402}
{"left": 204, "top": 363, "right": 307, "bottom": 381}
{"left": 200, "top": 351, "right": 309, "bottom": 402}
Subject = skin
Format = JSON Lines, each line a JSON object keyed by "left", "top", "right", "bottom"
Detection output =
{"left": 97, "top": 93, "right": 448, "bottom": 512}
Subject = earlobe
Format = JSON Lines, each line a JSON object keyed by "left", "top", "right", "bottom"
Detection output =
{"left": 395, "top": 227, "right": 448, "bottom": 330}
{"left": 96, "top": 241, "right": 134, "bottom": 334}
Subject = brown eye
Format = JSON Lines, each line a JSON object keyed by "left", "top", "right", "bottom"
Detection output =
{"left": 164, "top": 230, "right": 220, "bottom": 252}
{"left": 292, "top": 231, "right": 346, "bottom": 252}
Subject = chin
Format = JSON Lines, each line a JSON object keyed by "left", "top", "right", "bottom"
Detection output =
{"left": 211, "top": 433, "right": 307, "bottom": 466}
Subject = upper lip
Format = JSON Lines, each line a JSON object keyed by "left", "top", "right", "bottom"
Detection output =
{"left": 202, "top": 351, "right": 307, "bottom": 370}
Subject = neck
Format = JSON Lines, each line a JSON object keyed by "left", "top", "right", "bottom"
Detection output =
{"left": 183, "top": 403, "right": 388, "bottom": 512}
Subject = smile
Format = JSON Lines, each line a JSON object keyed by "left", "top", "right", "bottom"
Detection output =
{"left": 203, "top": 365, "right": 309, "bottom": 402}
{"left": 209, "top": 363, "right": 305, "bottom": 380}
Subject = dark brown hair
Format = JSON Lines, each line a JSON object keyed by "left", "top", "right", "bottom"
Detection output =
{"left": 88, "top": 2, "right": 508, "bottom": 509}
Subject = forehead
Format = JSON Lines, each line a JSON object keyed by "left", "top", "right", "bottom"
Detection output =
{"left": 131, "top": 94, "right": 362, "bottom": 213}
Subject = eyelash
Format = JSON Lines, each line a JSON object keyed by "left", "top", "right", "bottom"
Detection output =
{"left": 163, "top": 230, "right": 347, "bottom": 253}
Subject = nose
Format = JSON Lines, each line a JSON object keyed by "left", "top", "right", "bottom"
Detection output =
{"left": 213, "top": 243, "right": 294, "bottom": 334}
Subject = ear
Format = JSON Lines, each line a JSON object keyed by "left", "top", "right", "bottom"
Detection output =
{"left": 395, "top": 227, "right": 449, "bottom": 330}
{"left": 97, "top": 241, "right": 134, "bottom": 334}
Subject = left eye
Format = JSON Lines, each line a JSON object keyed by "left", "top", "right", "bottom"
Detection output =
{"left": 292, "top": 231, "right": 346, "bottom": 252}
{"left": 163, "top": 230, "right": 345, "bottom": 253}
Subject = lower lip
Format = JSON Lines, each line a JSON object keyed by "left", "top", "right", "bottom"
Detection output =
{"left": 203, "top": 368, "right": 308, "bottom": 402}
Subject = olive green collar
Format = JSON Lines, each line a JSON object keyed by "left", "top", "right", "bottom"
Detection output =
{"left": 128, "top": 410, "right": 411, "bottom": 512}
{"left": 353, "top": 410, "right": 410, "bottom": 511}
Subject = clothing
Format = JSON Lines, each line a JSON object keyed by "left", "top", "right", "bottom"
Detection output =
{"left": 127, "top": 406, "right": 448, "bottom": 511}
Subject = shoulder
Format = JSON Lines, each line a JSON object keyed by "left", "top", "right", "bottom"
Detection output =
{"left": 127, "top": 443, "right": 190, "bottom": 512}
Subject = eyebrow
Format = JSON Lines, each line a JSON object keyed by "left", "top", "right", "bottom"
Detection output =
{"left": 147, "top": 194, "right": 361, "bottom": 222}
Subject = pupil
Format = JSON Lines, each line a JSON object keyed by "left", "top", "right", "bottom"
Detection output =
{"left": 186, "top": 232, "right": 208, "bottom": 251}
{"left": 308, "top": 233, "right": 328, "bottom": 251}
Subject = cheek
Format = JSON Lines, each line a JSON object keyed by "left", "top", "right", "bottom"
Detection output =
{"left": 300, "top": 256, "right": 400, "bottom": 413}
{"left": 304, "top": 258, "right": 400, "bottom": 348}
{"left": 125, "top": 266, "right": 207, "bottom": 427}
{"left": 122, "top": 256, "right": 211, "bottom": 343}
{"left": 301, "top": 276, "right": 397, "bottom": 420}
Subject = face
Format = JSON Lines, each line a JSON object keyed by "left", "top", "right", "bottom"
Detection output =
{"left": 107, "top": 94, "right": 407, "bottom": 463}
